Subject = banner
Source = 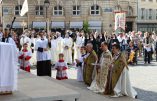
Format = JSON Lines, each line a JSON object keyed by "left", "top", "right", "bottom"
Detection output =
{"left": 115, "top": 12, "right": 126, "bottom": 31}
{"left": 20, "top": 0, "right": 28, "bottom": 16}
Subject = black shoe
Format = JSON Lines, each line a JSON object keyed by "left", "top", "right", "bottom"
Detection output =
{"left": 135, "top": 95, "right": 138, "bottom": 99}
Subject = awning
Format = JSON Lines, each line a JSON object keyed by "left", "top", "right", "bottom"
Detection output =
{"left": 51, "top": 22, "right": 65, "bottom": 28}
{"left": 70, "top": 22, "right": 83, "bottom": 28}
{"left": 33, "top": 22, "right": 46, "bottom": 28}
{"left": 89, "top": 21, "right": 102, "bottom": 29}
{"left": 12, "top": 22, "right": 23, "bottom": 28}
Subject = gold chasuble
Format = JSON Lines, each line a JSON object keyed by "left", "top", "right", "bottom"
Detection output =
{"left": 83, "top": 50, "right": 97, "bottom": 86}
{"left": 105, "top": 52, "right": 128, "bottom": 95}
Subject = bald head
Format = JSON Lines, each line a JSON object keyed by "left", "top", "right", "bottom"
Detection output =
{"left": 86, "top": 43, "right": 93, "bottom": 52}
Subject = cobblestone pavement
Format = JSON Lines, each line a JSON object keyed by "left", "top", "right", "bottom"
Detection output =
{"left": 31, "top": 58, "right": 157, "bottom": 101}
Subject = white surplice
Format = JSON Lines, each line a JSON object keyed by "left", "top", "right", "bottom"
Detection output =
{"left": 63, "top": 37, "right": 73, "bottom": 64}
{"left": 113, "top": 67, "right": 137, "bottom": 98}
{"left": 0, "top": 42, "right": 18, "bottom": 92}
{"left": 74, "top": 36, "right": 85, "bottom": 60}
{"left": 35, "top": 38, "right": 51, "bottom": 61}
{"left": 51, "top": 39, "right": 58, "bottom": 64}
{"left": 30, "top": 37, "right": 37, "bottom": 65}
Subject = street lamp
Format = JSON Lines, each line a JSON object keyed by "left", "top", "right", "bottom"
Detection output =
{"left": 44, "top": 0, "right": 50, "bottom": 34}
{"left": 21, "top": 20, "right": 27, "bottom": 32}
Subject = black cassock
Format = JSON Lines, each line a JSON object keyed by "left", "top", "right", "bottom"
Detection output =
{"left": 36, "top": 38, "right": 51, "bottom": 77}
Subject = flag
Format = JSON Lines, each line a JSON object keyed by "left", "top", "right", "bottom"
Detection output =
{"left": 115, "top": 12, "right": 126, "bottom": 31}
{"left": 20, "top": 0, "right": 28, "bottom": 16}
{"left": 0, "top": 0, "right": 2, "bottom": 3}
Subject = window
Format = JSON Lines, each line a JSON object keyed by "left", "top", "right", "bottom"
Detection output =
{"left": 141, "top": 8, "right": 145, "bottom": 19}
{"left": 90, "top": 5, "right": 100, "bottom": 15}
{"left": 53, "top": 5, "right": 63, "bottom": 16}
{"left": 73, "top": 5, "right": 81, "bottom": 15}
{"left": 35, "top": 5, "right": 44, "bottom": 15}
{"left": 149, "top": 9, "right": 152, "bottom": 20}
{"left": 15, "top": 5, "right": 22, "bottom": 15}
{"left": 127, "top": 6, "right": 133, "bottom": 16}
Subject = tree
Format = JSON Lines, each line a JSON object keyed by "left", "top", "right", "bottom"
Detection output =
{"left": 83, "top": 20, "right": 90, "bottom": 33}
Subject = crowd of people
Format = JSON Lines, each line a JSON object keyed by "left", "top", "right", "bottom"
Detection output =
{"left": 1, "top": 27, "right": 157, "bottom": 98}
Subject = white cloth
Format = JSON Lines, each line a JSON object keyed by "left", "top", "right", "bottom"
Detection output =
{"left": 51, "top": 39, "right": 58, "bottom": 64}
{"left": 3, "top": 37, "right": 16, "bottom": 47}
{"left": 56, "top": 37, "right": 64, "bottom": 54}
{"left": 0, "top": 42, "right": 18, "bottom": 92}
{"left": 113, "top": 67, "right": 137, "bottom": 98}
{"left": 76, "top": 54, "right": 86, "bottom": 81}
{"left": 35, "top": 38, "right": 51, "bottom": 61}
{"left": 63, "top": 37, "right": 73, "bottom": 64}
{"left": 0, "top": 32, "right": 3, "bottom": 42}
{"left": 30, "top": 38, "right": 37, "bottom": 65}
{"left": 74, "top": 36, "right": 85, "bottom": 60}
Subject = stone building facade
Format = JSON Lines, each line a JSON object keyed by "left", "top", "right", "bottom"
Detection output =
{"left": 0, "top": 0, "right": 137, "bottom": 33}
{"left": 137, "top": 0, "right": 157, "bottom": 33}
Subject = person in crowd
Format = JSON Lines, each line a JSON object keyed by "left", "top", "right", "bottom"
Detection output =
{"left": 127, "top": 41, "right": 138, "bottom": 64}
{"left": 84, "top": 33, "right": 90, "bottom": 46}
{"left": 12, "top": 31, "right": 21, "bottom": 50}
{"left": 74, "top": 32, "right": 85, "bottom": 60}
{"left": 87, "top": 42, "right": 112, "bottom": 93}
{"left": 35, "top": 31, "right": 51, "bottom": 76}
{"left": 143, "top": 32, "right": 153, "bottom": 64}
{"left": 0, "top": 27, "right": 3, "bottom": 42}
{"left": 83, "top": 43, "right": 98, "bottom": 86}
{"left": 96, "top": 33, "right": 106, "bottom": 59}
{"left": 75, "top": 46, "right": 86, "bottom": 82}
{"left": 50, "top": 33, "right": 58, "bottom": 65}
{"left": 104, "top": 44, "right": 137, "bottom": 98}
{"left": 19, "top": 43, "right": 32, "bottom": 72}
{"left": 89, "top": 33, "right": 98, "bottom": 53}
{"left": 1, "top": 28, "right": 16, "bottom": 46}
{"left": 55, "top": 53, "right": 68, "bottom": 80}
{"left": 63, "top": 33, "right": 73, "bottom": 64}
{"left": 20, "top": 31, "right": 31, "bottom": 51}
{"left": 56, "top": 32, "right": 64, "bottom": 56}
{"left": 108, "top": 34, "right": 119, "bottom": 51}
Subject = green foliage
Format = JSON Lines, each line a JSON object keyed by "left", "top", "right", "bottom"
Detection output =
{"left": 83, "top": 20, "right": 90, "bottom": 33}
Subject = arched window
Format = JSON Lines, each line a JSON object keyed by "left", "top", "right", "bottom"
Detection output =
{"left": 53, "top": 5, "right": 63, "bottom": 16}
{"left": 114, "top": 5, "right": 122, "bottom": 11}
{"left": 90, "top": 5, "right": 100, "bottom": 15}
{"left": 127, "top": 6, "right": 133, "bottom": 16}
{"left": 15, "top": 5, "right": 22, "bottom": 15}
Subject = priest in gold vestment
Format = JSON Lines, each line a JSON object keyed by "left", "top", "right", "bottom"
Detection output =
{"left": 83, "top": 43, "right": 98, "bottom": 86}
{"left": 87, "top": 42, "right": 112, "bottom": 93}
{"left": 104, "top": 44, "right": 137, "bottom": 98}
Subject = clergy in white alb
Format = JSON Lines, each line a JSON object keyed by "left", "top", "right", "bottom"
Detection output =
{"left": 63, "top": 33, "right": 73, "bottom": 64}
{"left": 74, "top": 32, "right": 85, "bottom": 60}
{"left": 0, "top": 42, "right": 18, "bottom": 94}
{"left": 50, "top": 35, "right": 58, "bottom": 65}
{"left": 56, "top": 32, "right": 64, "bottom": 55}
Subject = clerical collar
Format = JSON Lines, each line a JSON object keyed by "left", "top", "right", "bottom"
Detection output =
{"left": 41, "top": 38, "right": 44, "bottom": 40}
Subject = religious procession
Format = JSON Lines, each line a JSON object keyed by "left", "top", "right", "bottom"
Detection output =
{"left": 1, "top": 0, "right": 157, "bottom": 101}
